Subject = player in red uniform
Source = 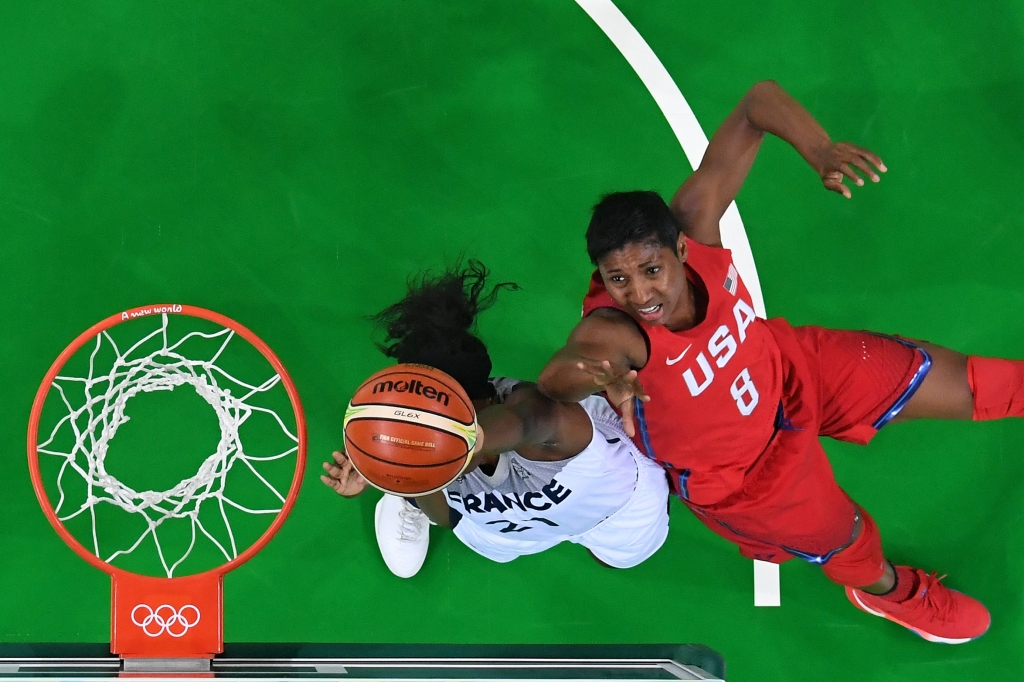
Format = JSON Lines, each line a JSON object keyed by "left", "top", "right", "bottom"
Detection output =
{"left": 537, "top": 80, "right": 1010, "bottom": 643}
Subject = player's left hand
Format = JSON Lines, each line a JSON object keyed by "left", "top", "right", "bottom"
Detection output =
{"left": 321, "top": 450, "right": 369, "bottom": 497}
{"left": 813, "top": 142, "right": 887, "bottom": 198}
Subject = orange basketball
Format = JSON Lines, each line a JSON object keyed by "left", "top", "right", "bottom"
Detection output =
{"left": 343, "top": 364, "right": 478, "bottom": 495}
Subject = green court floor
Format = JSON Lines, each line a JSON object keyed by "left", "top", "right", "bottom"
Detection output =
{"left": 1, "top": 2, "right": 1022, "bottom": 681}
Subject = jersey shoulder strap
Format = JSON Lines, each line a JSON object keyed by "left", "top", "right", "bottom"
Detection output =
{"left": 683, "top": 237, "right": 736, "bottom": 281}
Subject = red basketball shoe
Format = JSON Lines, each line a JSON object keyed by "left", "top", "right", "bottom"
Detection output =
{"left": 846, "top": 567, "right": 990, "bottom": 643}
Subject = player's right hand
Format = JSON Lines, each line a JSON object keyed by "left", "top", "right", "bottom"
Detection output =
{"left": 321, "top": 450, "right": 369, "bottom": 498}
{"left": 575, "top": 358, "right": 650, "bottom": 438}
{"left": 813, "top": 141, "right": 887, "bottom": 199}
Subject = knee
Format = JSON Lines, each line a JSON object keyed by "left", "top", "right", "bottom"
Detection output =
{"left": 821, "top": 509, "right": 887, "bottom": 587}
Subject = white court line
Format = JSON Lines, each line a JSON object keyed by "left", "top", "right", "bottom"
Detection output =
{"left": 575, "top": 0, "right": 779, "bottom": 607}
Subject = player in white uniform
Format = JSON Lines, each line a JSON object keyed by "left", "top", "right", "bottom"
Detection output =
{"left": 322, "top": 262, "right": 669, "bottom": 577}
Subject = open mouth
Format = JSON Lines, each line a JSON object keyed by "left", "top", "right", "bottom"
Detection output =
{"left": 636, "top": 303, "right": 663, "bottom": 322}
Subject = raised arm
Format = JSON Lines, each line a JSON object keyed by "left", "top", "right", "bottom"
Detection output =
{"left": 538, "top": 309, "right": 649, "bottom": 436}
{"left": 320, "top": 384, "right": 597, "bottom": 528}
{"left": 474, "top": 384, "right": 594, "bottom": 459}
{"left": 412, "top": 385, "right": 596, "bottom": 528}
{"left": 672, "top": 80, "right": 886, "bottom": 246}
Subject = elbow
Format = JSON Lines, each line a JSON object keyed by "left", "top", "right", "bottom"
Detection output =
{"left": 748, "top": 79, "right": 780, "bottom": 98}
{"left": 742, "top": 80, "right": 781, "bottom": 126}
{"left": 536, "top": 366, "right": 557, "bottom": 399}
{"left": 537, "top": 364, "right": 566, "bottom": 401}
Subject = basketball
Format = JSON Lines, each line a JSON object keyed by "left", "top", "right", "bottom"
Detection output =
{"left": 343, "top": 364, "right": 478, "bottom": 495}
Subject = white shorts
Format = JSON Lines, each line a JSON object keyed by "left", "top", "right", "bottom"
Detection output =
{"left": 451, "top": 452, "right": 669, "bottom": 567}
{"left": 570, "top": 453, "right": 670, "bottom": 568}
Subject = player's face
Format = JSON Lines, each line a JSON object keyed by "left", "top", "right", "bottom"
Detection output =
{"left": 597, "top": 239, "right": 688, "bottom": 327}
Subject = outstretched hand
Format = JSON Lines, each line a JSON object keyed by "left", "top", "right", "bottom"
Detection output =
{"left": 321, "top": 450, "right": 369, "bottom": 498}
{"left": 813, "top": 142, "right": 887, "bottom": 198}
{"left": 576, "top": 358, "right": 649, "bottom": 438}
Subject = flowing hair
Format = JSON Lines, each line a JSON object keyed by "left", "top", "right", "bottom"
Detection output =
{"left": 372, "top": 260, "right": 519, "bottom": 396}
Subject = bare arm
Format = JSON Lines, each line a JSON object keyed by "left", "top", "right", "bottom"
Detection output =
{"left": 413, "top": 491, "right": 453, "bottom": 528}
{"left": 321, "top": 385, "right": 596, "bottom": 526}
{"left": 474, "top": 384, "right": 594, "bottom": 460}
{"left": 538, "top": 310, "right": 649, "bottom": 436}
{"left": 538, "top": 310, "right": 647, "bottom": 401}
{"left": 407, "top": 386, "right": 595, "bottom": 527}
{"left": 672, "top": 80, "right": 886, "bottom": 246}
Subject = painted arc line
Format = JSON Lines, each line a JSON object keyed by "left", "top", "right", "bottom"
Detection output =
{"left": 574, "top": 0, "right": 766, "bottom": 320}
{"left": 575, "top": 0, "right": 779, "bottom": 607}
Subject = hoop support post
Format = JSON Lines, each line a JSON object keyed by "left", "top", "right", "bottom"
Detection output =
{"left": 111, "top": 572, "right": 222, "bottom": 658}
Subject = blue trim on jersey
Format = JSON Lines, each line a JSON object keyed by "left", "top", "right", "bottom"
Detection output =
{"left": 633, "top": 397, "right": 657, "bottom": 461}
{"left": 774, "top": 401, "right": 801, "bottom": 431}
{"left": 779, "top": 543, "right": 845, "bottom": 565}
{"left": 871, "top": 340, "right": 933, "bottom": 430}
{"left": 716, "top": 517, "right": 855, "bottom": 566}
{"left": 677, "top": 469, "right": 691, "bottom": 501}
{"left": 635, "top": 398, "right": 693, "bottom": 500}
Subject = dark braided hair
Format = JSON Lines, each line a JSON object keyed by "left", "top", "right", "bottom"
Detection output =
{"left": 372, "top": 260, "right": 519, "bottom": 399}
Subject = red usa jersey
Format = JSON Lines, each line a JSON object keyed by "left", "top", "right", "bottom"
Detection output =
{"left": 582, "top": 238, "right": 783, "bottom": 505}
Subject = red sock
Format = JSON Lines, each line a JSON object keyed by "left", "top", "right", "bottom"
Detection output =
{"left": 877, "top": 565, "right": 919, "bottom": 602}
{"left": 967, "top": 356, "right": 1024, "bottom": 420}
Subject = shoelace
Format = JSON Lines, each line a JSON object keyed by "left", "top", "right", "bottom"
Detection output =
{"left": 396, "top": 505, "right": 426, "bottom": 542}
{"left": 915, "top": 572, "right": 958, "bottom": 624}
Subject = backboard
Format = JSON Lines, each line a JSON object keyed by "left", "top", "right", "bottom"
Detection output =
{"left": 0, "top": 644, "right": 725, "bottom": 682}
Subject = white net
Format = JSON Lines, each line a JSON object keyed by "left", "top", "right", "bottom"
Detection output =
{"left": 36, "top": 312, "right": 300, "bottom": 578}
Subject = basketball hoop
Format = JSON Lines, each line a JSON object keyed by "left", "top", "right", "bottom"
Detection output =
{"left": 27, "top": 305, "right": 306, "bottom": 660}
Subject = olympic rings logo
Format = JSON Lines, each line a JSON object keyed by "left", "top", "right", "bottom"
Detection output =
{"left": 130, "top": 604, "right": 201, "bottom": 638}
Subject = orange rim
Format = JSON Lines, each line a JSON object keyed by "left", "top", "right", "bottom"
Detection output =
{"left": 26, "top": 304, "right": 307, "bottom": 580}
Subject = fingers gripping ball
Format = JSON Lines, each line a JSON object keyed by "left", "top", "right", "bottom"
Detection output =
{"left": 344, "top": 364, "right": 478, "bottom": 495}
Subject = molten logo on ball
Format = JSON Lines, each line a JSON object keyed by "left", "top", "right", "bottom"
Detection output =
{"left": 372, "top": 379, "right": 451, "bottom": 406}
{"left": 346, "top": 365, "right": 477, "bottom": 495}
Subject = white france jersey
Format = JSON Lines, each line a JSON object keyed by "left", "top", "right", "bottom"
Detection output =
{"left": 443, "top": 382, "right": 659, "bottom": 562}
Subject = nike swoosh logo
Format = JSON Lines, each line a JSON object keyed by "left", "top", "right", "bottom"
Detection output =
{"left": 666, "top": 344, "right": 692, "bottom": 366}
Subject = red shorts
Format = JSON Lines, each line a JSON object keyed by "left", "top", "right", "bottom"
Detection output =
{"left": 685, "top": 322, "right": 931, "bottom": 564}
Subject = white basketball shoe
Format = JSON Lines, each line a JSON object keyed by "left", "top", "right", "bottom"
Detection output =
{"left": 374, "top": 494, "right": 430, "bottom": 578}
